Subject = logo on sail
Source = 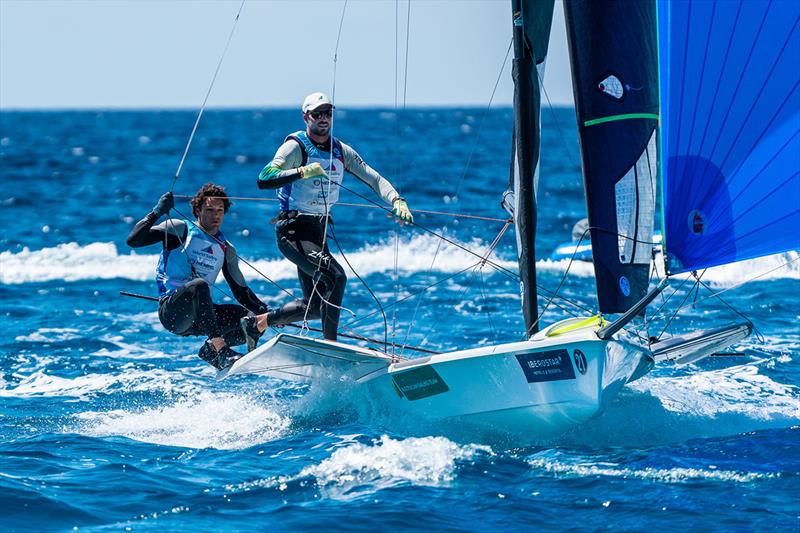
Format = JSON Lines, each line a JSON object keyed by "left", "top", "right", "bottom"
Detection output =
{"left": 597, "top": 74, "right": 642, "bottom": 101}
{"left": 598, "top": 75, "right": 624, "bottom": 99}
{"left": 619, "top": 276, "right": 631, "bottom": 296}
{"left": 688, "top": 210, "right": 707, "bottom": 235}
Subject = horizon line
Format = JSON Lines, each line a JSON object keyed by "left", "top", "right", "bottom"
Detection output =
{"left": 0, "top": 103, "right": 576, "bottom": 113}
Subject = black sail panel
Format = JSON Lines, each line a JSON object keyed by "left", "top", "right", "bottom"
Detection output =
{"left": 507, "top": 0, "right": 555, "bottom": 336}
{"left": 564, "top": 0, "right": 660, "bottom": 314}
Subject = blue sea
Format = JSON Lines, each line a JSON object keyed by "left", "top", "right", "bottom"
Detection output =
{"left": 1, "top": 108, "right": 798, "bottom": 531}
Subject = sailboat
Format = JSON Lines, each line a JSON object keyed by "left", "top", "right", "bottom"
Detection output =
{"left": 220, "top": 0, "right": 799, "bottom": 441}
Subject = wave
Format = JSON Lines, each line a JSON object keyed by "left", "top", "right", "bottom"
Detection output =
{"left": 630, "top": 360, "right": 800, "bottom": 420}
{"left": 224, "top": 435, "right": 491, "bottom": 500}
{"left": 3, "top": 240, "right": 797, "bottom": 286}
{"left": 540, "top": 250, "right": 800, "bottom": 285}
{"left": 0, "top": 236, "right": 517, "bottom": 285}
{"left": 548, "top": 358, "right": 800, "bottom": 448}
{"left": 527, "top": 450, "right": 771, "bottom": 484}
{"left": 75, "top": 391, "right": 290, "bottom": 450}
{"left": 0, "top": 366, "right": 195, "bottom": 400}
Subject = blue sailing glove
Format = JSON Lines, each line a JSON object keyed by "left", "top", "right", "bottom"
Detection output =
{"left": 152, "top": 191, "right": 174, "bottom": 217}
{"left": 392, "top": 197, "right": 413, "bottom": 224}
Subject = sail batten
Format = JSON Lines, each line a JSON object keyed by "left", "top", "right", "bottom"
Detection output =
{"left": 583, "top": 113, "right": 660, "bottom": 127}
{"left": 660, "top": 0, "right": 800, "bottom": 274}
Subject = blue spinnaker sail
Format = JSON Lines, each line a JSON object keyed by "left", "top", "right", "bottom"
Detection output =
{"left": 659, "top": 0, "right": 800, "bottom": 274}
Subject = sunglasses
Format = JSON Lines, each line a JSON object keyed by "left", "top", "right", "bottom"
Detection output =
{"left": 308, "top": 108, "right": 333, "bottom": 120}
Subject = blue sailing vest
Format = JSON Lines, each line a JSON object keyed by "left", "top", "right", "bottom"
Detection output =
{"left": 156, "top": 220, "right": 227, "bottom": 296}
{"left": 278, "top": 131, "right": 345, "bottom": 214}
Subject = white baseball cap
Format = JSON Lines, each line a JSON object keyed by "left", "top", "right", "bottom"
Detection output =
{"left": 302, "top": 92, "right": 334, "bottom": 113}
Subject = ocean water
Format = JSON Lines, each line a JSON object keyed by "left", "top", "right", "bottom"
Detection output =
{"left": 1, "top": 108, "right": 798, "bottom": 531}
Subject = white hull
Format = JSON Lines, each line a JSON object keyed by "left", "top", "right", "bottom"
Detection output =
{"left": 361, "top": 321, "right": 650, "bottom": 439}
{"left": 222, "top": 317, "right": 652, "bottom": 441}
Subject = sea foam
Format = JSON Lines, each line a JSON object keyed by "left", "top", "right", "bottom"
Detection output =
{"left": 528, "top": 451, "right": 772, "bottom": 484}
{"left": 225, "top": 435, "right": 492, "bottom": 500}
{"left": 0, "top": 235, "right": 516, "bottom": 285}
{"left": 76, "top": 391, "right": 290, "bottom": 450}
{"left": 3, "top": 240, "right": 796, "bottom": 286}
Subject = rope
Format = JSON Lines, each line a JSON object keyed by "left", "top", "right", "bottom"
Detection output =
{"left": 300, "top": 0, "right": 350, "bottom": 333}
{"left": 644, "top": 254, "right": 800, "bottom": 327}
{"left": 401, "top": 220, "right": 511, "bottom": 355}
{"left": 170, "top": 0, "right": 246, "bottom": 191}
{"left": 329, "top": 223, "right": 389, "bottom": 348}
{"left": 169, "top": 205, "right": 298, "bottom": 301}
{"left": 528, "top": 226, "right": 592, "bottom": 334}
{"left": 389, "top": 0, "right": 414, "bottom": 355}
{"left": 174, "top": 195, "right": 510, "bottom": 222}
{"left": 345, "top": 263, "right": 481, "bottom": 327}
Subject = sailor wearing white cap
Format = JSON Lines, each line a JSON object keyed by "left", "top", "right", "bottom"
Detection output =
{"left": 256, "top": 92, "right": 413, "bottom": 341}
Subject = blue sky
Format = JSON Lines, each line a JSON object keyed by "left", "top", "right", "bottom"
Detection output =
{"left": 0, "top": 0, "right": 574, "bottom": 109}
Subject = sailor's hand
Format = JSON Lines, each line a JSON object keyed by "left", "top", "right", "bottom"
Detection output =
{"left": 391, "top": 197, "right": 414, "bottom": 225}
{"left": 152, "top": 191, "right": 174, "bottom": 217}
{"left": 300, "top": 163, "right": 326, "bottom": 180}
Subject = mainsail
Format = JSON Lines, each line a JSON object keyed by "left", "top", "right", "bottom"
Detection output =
{"left": 564, "top": 0, "right": 660, "bottom": 314}
{"left": 505, "top": 0, "right": 555, "bottom": 336}
{"left": 658, "top": 0, "right": 800, "bottom": 274}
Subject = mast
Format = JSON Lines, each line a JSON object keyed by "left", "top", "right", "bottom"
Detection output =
{"left": 506, "top": 0, "right": 555, "bottom": 337}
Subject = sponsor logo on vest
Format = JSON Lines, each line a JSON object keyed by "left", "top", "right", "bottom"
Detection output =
{"left": 202, "top": 245, "right": 214, "bottom": 255}
{"left": 573, "top": 349, "right": 587, "bottom": 375}
{"left": 515, "top": 349, "right": 576, "bottom": 383}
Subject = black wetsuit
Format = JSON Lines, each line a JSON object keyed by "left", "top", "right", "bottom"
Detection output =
{"left": 274, "top": 211, "right": 347, "bottom": 340}
{"left": 127, "top": 211, "right": 278, "bottom": 347}
{"left": 259, "top": 133, "right": 401, "bottom": 341}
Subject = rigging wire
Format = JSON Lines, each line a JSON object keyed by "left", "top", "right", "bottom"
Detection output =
{"left": 328, "top": 223, "right": 389, "bottom": 348}
{"left": 389, "top": 0, "right": 414, "bottom": 355}
{"left": 325, "top": 176, "right": 600, "bottom": 320}
{"left": 345, "top": 263, "right": 482, "bottom": 327}
{"left": 301, "top": 0, "right": 350, "bottom": 332}
{"left": 652, "top": 271, "right": 709, "bottom": 342}
{"left": 173, "top": 195, "right": 510, "bottom": 222}
{"left": 163, "top": 205, "right": 442, "bottom": 355}
{"left": 170, "top": 0, "right": 246, "bottom": 192}
{"left": 529, "top": 227, "right": 592, "bottom": 332}
{"left": 168, "top": 205, "right": 297, "bottom": 300}
{"left": 644, "top": 254, "right": 800, "bottom": 329}
{"left": 401, "top": 39, "right": 515, "bottom": 349}
{"left": 689, "top": 274, "right": 763, "bottom": 343}
{"left": 444, "top": 221, "right": 513, "bottom": 349}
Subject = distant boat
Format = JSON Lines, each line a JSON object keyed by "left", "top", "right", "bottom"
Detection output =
{"left": 222, "top": 0, "right": 799, "bottom": 443}
{"left": 549, "top": 218, "right": 662, "bottom": 262}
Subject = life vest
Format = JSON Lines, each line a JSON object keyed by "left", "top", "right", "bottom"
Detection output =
{"left": 277, "top": 131, "right": 345, "bottom": 214}
{"left": 156, "top": 220, "right": 227, "bottom": 296}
